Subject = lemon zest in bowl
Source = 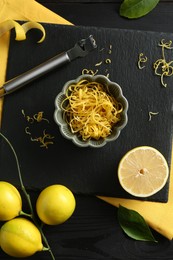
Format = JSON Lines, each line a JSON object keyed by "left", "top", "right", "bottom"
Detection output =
{"left": 61, "top": 79, "right": 123, "bottom": 141}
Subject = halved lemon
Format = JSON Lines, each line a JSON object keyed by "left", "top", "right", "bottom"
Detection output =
{"left": 118, "top": 146, "right": 169, "bottom": 197}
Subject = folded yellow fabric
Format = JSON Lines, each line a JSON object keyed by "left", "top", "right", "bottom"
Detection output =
{"left": 0, "top": 0, "right": 173, "bottom": 240}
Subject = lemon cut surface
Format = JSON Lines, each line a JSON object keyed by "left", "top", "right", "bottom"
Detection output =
{"left": 118, "top": 146, "right": 169, "bottom": 197}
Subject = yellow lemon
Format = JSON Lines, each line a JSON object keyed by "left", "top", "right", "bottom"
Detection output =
{"left": 0, "top": 181, "right": 22, "bottom": 221}
{"left": 0, "top": 218, "right": 43, "bottom": 258}
{"left": 36, "top": 184, "right": 76, "bottom": 225}
{"left": 118, "top": 146, "right": 169, "bottom": 197}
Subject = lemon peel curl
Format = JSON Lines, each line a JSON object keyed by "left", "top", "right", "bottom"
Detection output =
{"left": 22, "top": 21, "right": 46, "bottom": 43}
{"left": 0, "top": 20, "right": 45, "bottom": 43}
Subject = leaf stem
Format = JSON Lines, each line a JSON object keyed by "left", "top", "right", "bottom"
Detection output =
{"left": 19, "top": 210, "right": 32, "bottom": 218}
{"left": 0, "top": 132, "right": 55, "bottom": 259}
{"left": 0, "top": 133, "right": 33, "bottom": 212}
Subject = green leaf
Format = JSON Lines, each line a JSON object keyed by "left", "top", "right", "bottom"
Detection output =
{"left": 120, "top": 0, "right": 160, "bottom": 19}
{"left": 118, "top": 205, "right": 158, "bottom": 242}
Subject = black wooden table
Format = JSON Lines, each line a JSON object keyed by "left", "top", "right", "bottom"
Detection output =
{"left": 1, "top": 1, "right": 173, "bottom": 259}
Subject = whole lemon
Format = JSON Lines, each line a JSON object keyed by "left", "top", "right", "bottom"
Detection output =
{"left": 0, "top": 218, "right": 43, "bottom": 257}
{"left": 36, "top": 184, "right": 76, "bottom": 225}
{"left": 0, "top": 181, "right": 22, "bottom": 221}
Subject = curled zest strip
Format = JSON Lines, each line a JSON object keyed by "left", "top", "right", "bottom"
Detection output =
{"left": 81, "top": 68, "right": 98, "bottom": 76}
{"left": 22, "top": 21, "right": 46, "bottom": 43}
{"left": 137, "top": 53, "right": 148, "bottom": 69}
{"left": 0, "top": 20, "right": 26, "bottom": 40}
{"left": 33, "top": 112, "right": 49, "bottom": 123}
{"left": 22, "top": 110, "right": 49, "bottom": 124}
{"left": 158, "top": 39, "right": 173, "bottom": 52}
{"left": 148, "top": 111, "right": 159, "bottom": 121}
{"left": 154, "top": 59, "right": 173, "bottom": 87}
{"left": 0, "top": 20, "right": 45, "bottom": 43}
{"left": 31, "top": 129, "right": 54, "bottom": 149}
{"left": 105, "top": 58, "right": 111, "bottom": 64}
{"left": 153, "top": 39, "right": 173, "bottom": 87}
{"left": 25, "top": 126, "right": 32, "bottom": 135}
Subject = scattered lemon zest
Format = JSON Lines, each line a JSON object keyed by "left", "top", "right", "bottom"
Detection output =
{"left": 82, "top": 44, "right": 113, "bottom": 78}
{"left": 137, "top": 53, "right": 148, "bottom": 69}
{"left": 81, "top": 68, "right": 98, "bottom": 75}
{"left": 25, "top": 126, "right": 31, "bottom": 135}
{"left": 31, "top": 129, "right": 54, "bottom": 149}
{"left": 105, "top": 58, "right": 111, "bottom": 64}
{"left": 148, "top": 111, "right": 159, "bottom": 121}
{"left": 108, "top": 44, "right": 112, "bottom": 54}
{"left": 33, "top": 112, "right": 49, "bottom": 123}
{"left": 95, "top": 61, "right": 103, "bottom": 67}
{"left": 153, "top": 39, "right": 173, "bottom": 87}
{"left": 21, "top": 109, "right": 26, "bottom": 117}
{"left": 22, "top": 110, "right": 49, "bottom": 124}
{"left": 22, "top": 110, "right": 54, "bottom": 148}
{"left": 158, "top": 39, "right": 173, "bottom": 52}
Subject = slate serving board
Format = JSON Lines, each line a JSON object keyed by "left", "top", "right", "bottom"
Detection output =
{"left": 0, "top": 24, "right": 173, "bottom": 202}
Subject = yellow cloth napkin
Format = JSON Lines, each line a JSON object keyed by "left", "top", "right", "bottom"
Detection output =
{"left": 0, "top": 0, "right": 172, "bottom": 240}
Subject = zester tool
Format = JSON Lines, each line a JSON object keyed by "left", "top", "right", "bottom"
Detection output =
{"left": 0, "top": 35, "right": 97, "bottom": 97}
